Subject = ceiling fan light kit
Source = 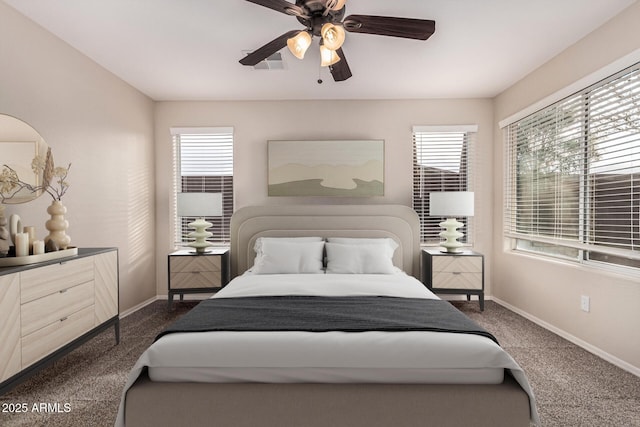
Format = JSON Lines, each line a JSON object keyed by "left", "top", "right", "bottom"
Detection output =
{"left": 241, "top": 0, "right": 436, "bottom": 82}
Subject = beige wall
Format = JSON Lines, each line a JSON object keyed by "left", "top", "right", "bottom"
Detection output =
{"left": 493, "top": 1, "right": 640, "bottom": 373}
{"left": 0, "top": 2, "right": 156, "bottom": 313}
{"left": 154, "top": 99, "right": 494, "bottom": 294}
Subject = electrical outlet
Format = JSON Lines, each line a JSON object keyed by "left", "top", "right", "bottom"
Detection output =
{"left": 580, "top": 295, "right": 590, "bottom": 312}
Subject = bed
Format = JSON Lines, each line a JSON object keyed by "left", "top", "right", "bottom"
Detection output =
{"left": 116, "top": 205, "right": 538, "bottom": 427}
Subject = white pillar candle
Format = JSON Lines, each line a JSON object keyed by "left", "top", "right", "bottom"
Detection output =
{"left": 15, "top": 232, "right": 29, "bottom": 257}
{"left": 24, "top": 225, "right": 36, "bottom": 243}
{"left": 24, "top": 226, "right": 36, "bottom": 252}
{"left": 33, "top": 240, "right": 45, "bottom": 255}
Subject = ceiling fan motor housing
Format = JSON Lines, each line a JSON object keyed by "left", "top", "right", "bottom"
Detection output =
{"left": 295, "top": 0, "right": 346, "bottom": 36}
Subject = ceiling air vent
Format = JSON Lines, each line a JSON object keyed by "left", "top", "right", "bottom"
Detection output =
{"left": 242, "top": 51, "right": 286, "bottom": 70}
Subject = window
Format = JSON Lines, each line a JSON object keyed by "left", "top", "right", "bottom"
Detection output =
{"left": 412, "top": 125, "right": 477, "bottom": 244}
{"left": 171, "top": 127, "right": 234, "bottom": 246}
{"left": 504, "top": 63, "right": 640, "bottom": 270}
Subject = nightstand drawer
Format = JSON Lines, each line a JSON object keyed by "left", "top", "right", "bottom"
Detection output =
{"left": 421, "top": 248, "right": 485, "bottom": 311}
{"left": 170, "top": 271, "right": 221, "bottom": 289}
{"left": 432, "top": 256, "right": 482, "bottom": 273}
{"left": 167, "top": 248, "right": 230, "bottom": 310}
{"left": 433, "top": 271, "right": 482, "bottom": 290}
{"left": 169, "top": 255, "right": 221, "bottom": 273}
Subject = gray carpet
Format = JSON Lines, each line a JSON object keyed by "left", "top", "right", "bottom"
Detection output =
{"left": 1, "top": 300, "right": 638, "bottom": 427}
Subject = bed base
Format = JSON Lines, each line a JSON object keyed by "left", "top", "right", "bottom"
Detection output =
{"left": 124, "top": 371, "right": 531, "bottom": 427}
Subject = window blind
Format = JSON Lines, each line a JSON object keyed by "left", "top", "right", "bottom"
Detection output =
{"left": 505, "top": 63, "right": 640, "bottom": 268}
{"left": 412, "top": 126, "right": 477, "bottom": 244}
{"left": 172, "top": 127, "right": 234, "bottom": 245}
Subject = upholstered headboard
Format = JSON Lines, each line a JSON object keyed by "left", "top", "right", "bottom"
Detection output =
{"left": 230, "top": 204, "right": 421, "bottom": 279}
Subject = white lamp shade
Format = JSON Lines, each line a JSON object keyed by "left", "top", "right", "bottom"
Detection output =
{"left": 177, "top": 193, "right": 222, "bottom": 217}
{"left": 429, "top": 192, "right": 474, "bottom": 217}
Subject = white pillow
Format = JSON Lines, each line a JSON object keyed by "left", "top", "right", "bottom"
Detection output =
{"left": 253, "top": 237, "right": 323, "bottom": 256}
{"left": 326, "top": 237, "right": 399, "bottom": 251}
{"left": 251, "top": 240, "right": 325, "bottom": 274}
{"left": 325, "top": 242, "right": 399, "bottom": 274}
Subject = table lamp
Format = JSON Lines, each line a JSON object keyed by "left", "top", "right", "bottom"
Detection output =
{"left": 429, "top": 191, "right": 474, "bottom": 253}
{"left": 177, "top": 192, "right": 222, "bottom": 253}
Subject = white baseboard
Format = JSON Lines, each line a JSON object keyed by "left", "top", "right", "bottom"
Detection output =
{"left": 121, "top": 294, "right": 212, "bottom": 318}
{"left": 156, "top": 294, "right": 214, "bottom": 301}
{"left": 119, "top": 296, "right": 159, "bottom": 319}
{"left": 492, "top": 297, "right": 640, "bottom": 378}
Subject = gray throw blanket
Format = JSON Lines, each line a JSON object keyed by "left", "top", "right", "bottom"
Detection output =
{"left": 156, "top": 296, "right": 499, "bottom": 345}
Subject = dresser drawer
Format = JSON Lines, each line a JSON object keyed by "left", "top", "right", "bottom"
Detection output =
{"left": 22, "top": 305, "right": 95, "bottom": 368}
{"left": 433, "top": 271, "right": 483, "bottom": 290}
{"left": 432, "top": 255, "right": 482, "bottom": 273}
{"left": 170, "top": 271, "right": 221, "bottom": 289}
{"left": 21, "top": 281, "right": 94, "bottom": 337}
{"left": 20, "top": 257, "right": 95, "bottom": 304}
{"left": 170, "top": 255, "right": 221, "bottom": 273}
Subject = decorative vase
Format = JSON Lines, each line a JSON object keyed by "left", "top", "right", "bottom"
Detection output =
{"left": 44, "top": 200, "right": 71, "bottom": 250}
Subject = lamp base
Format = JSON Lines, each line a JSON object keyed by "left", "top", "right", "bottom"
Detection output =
{"left": 438, "top": 218, "right": 465, "bottom": 254}
{"left": 186, "top": 218, "right": 213, "bottom": 254}
{"left": 186, "top": 247, "right": 212, "bottom": 254}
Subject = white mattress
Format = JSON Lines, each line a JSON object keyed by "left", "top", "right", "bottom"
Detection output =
{"left": 146, "top": 273, "right": 505, "bottom": 384}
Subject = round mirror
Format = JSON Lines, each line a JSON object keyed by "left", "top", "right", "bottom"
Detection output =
{"left": 0, "top": 114, "right": 49, "bottom": 204}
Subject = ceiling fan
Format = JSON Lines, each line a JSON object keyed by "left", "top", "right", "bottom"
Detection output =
{"left": 239, "top": 0, "right": 436, "bottom": 82}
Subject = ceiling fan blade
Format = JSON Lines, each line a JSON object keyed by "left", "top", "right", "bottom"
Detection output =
{"left": 329, "top": 47, "right": 352, "bottom": 82}
{"left": 239, "top": 30, "right": 301, "bottom": 66}
{"left": 245, "top": 0, "right": 306, "bottom": 17}
{"left": 343, "top": 15, "right": 436, "bottom": 40}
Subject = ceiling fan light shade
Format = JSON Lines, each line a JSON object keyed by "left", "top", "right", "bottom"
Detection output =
{"left": 320, "top": 45, "right": 341, "bottom": 67}
{"left": 321, "top": 23, "right": 346, "bottom": 51}
{"left": 286, "top": 31, "right": 312, "bottom": 59}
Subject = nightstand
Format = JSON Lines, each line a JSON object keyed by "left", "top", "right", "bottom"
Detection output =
{"left": 167, "top": 247, "right": 230, "bottom": 310}
{"left": 421, "top": 248, "right": 485, "bottom": 311}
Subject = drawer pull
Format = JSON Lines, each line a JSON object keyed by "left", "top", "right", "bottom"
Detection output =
{"left": 60, "top": 317, "right": 68, "bottom": 322}
{"left": 59, "top": 288, "right": 68, "bottom": 293}
{"left": 191, "top": 271, "right": 201, "bottom": 274}
{"left": 452, "top": 272, "right": 461, "bottom": 275}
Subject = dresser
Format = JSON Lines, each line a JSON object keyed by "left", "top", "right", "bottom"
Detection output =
{"left": 0, "top": 248, "right": 119, "bottom": 394}
{"left": 168, "top": 248, "right": 229, "bottom": 309}
{"left": 421, "top": 248, "right": 484, "bottom": 311}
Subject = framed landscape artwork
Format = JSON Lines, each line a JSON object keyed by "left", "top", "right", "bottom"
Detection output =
{"left": 268, "top": 140, "right": 384, "bottom": 197}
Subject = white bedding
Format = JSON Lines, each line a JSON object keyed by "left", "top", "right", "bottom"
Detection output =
{"left": 149, "top": 274, "right": 499, "bottom": 383}
{"left": 116, "top": 273, "right": 539, "bottom": 426}
{"left": 214, "top": 272, "right": 438, "bottom": 299}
